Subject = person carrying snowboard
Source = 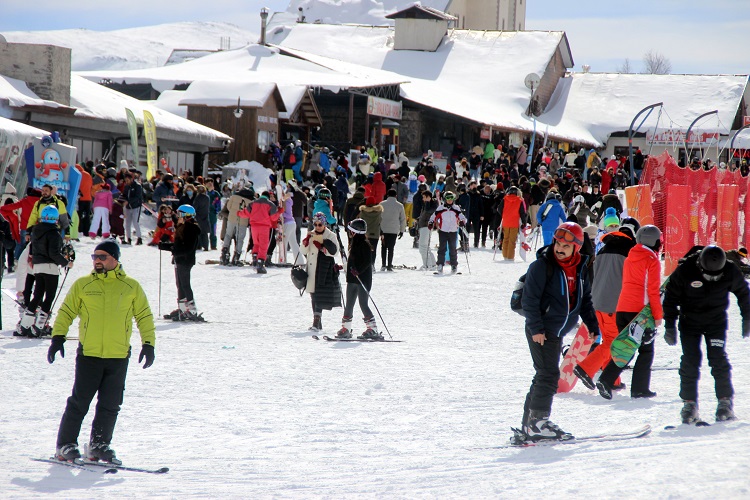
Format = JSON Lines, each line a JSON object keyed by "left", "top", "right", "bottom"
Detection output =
{"left": 160, "top": 205, "right": 203, "bottom": 321}
{"left": 427, "top": 191, "right": 466, "bottom": 274}
{"left": 596, "top": 225, "right": 663, "bottom": 400}
{"left": 336, "top": 218, "right": 380, "bottom": 340}
{"left": 519, "top": 221, "right": 598, "bottom": 442}
{"left": 663, "top": 245, "right": 750, "bottom": 423}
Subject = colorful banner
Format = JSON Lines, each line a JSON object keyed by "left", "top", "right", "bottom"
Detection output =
{"left": 624, "top": 185, "right": 654, "bottom": 226}
{"left": 25, "top": 136, "right": 81, "bottom": 214}
{"left": 125, "top": 108, "right": 140, "bottom": 167}
{"left": 143, "top": 110, "right": 157, "bottom": 180}
{"left": 716, "top": 185, "right": 738, "bottom": 251}
{"left": 663, "top": 185, "right": 690, "bottom": 276}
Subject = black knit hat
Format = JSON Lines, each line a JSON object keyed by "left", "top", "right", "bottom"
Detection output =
{"left": 95, "top": 240, "right": 120, "bottom": 261}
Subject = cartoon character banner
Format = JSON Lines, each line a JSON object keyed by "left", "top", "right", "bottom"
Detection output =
{"left": 24, "top": 135, "right": 81, "bottom": 213}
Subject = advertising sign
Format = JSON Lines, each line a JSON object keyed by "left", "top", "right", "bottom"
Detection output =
{"left": 366, "top": 96, "right": 402, "bottom": 120}
{"left": 24, "top": 136, "right": 81, "bottom": 213}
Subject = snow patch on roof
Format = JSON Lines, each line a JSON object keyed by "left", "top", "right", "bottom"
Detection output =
{"left": 0, "top": 76, "right": 67, "bottom": 110}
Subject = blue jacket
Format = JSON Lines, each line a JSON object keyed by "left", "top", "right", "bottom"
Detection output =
{"left": 319, "top": 153, "right": 331, "bottom": 173}
{"left": 536, "top": 199, "right": 566, "bottom": 232}
{"left": 313, "top": 198, "right": 336, "bottom": 225}
{"left": 522, "top": 245, "right": 598, "bottom": 338}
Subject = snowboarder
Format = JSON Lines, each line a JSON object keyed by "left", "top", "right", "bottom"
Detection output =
{"left": 519, "top": 221, "right": 599, "bottom": 442}
{"left": 663, "top": 245, "right": 750, "bottom": 423}
{"left": 48, "top": 240, "right": 155, "bottom": 465}
{"left": 160, "top": 205, "right": 203, "bottom": 321}
{"left": 336, "top": 218, "right": 380, "bottom": 340}
{"left": 596, "top": 225, "right": 663, "bottom": 400}
{"left": 427, "top": 191, "right": 466, "bottom": 274}
{"left": 301, "top": 212, "right": 341, "bottom": 331}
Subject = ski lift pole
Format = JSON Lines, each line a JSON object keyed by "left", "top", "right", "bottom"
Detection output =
{"left": 628, "top": 102, "right": 663, "bottom": 185}
{"left": 684, "top": 110, "right": 718, "bottom": 165}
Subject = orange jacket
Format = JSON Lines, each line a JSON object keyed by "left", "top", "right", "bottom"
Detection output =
{"left": 76, "top": 165, "right": 93, "bottom": 202}
{"left": 615, "top": 244, "right": 663, "bottom": 319}
{"left": 501, "top": 194, "right": 524, "bottom": 229}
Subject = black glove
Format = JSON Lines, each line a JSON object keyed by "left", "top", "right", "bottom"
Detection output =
{"left": 664, "top": 327, "right": 677, "bottom": 346}
{"left": 743, "top": 318, "right": 750, "bottom": 338}
{"left": 139, "top": 344, "right": 155, "bottom": 369}
{"left": 47, "top": 336, "right": 65, "bottom": 364}
{"left": 398, "top": 232, "right": 403, "bottom": 239}
{"left": 158, "top": 242, "right": 173, "bottom": 252}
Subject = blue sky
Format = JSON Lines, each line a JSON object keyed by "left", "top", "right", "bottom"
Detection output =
{"left": 1, "top": 0, "right": 748, "bottom": 74}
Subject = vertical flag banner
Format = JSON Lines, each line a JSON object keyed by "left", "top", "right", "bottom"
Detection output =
{"left": 663, "top": 184, "right": 690, "bottom": 276}
{"left": 716, "top": 185, "right": 738, "bottom": 251}
{"left": 143, "top": 110, "right": 157, "bottom": 179}
{"left": 125, "top": 108, "right": 139, "bottom": 166}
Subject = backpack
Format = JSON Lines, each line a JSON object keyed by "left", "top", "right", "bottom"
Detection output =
{"left": 510, "top": 259, "right": 555, "bottom": 316}
{"left": 540, "top": 202, "right": 554, "bottom": 222}
{"left": 289, "top": 153, "right": 296, "bottom": 164}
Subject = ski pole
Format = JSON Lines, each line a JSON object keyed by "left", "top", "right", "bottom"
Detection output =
{"left": 43, "top": 267, "right": 71, "bottom": 331}
{"left": 460, "top": 226, "right": 472, "bottom": 275}
{"left": 354, "top": 274, "right": 392, "bottom": 340}
{"left": 158, "top": 247, "right": 162, "bottom": 317}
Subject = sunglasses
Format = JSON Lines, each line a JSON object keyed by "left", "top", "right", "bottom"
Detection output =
{"left": 91, "top": 254, "right": 110, "bottom": 261}
{"left": 313, "top": 222, "right": 325, "bottom": 227}
{"left": 553, "top": 228, "right": 583, "bottom": 246}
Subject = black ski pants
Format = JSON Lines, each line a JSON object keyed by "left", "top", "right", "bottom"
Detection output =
{"left": 679, "top": 329, "right": 733, "bottom": 401}
{"left": 343, "top": 282, "right": 373, "bottom": 320}
{"left": 368, "top": 237, "right": 379, "bottom": 266}
{"left": 78, "top": 200, "right": 92, "bottom": 236}
{"left": 57, "top": 351, "right": 129, "bottom": 447}
{"left": 27, "top": 272, "right": 59, "bottom": 314}
{"left": 437, "top": 230, "right": 458, "bottom": 267}
{"left": 175, "top": 263, "right": 194, "bottom": 302}
{"left": 380, "top": 233, "right": 398, "bottom": 268}
{"left": 522, "top": 327, "right": 562, "bottom": 425}
{"left": 470, "top": 217, "right": 482, "bottom": 246}
{"left": 479, "top": 218, "right": 491, "bottom": 245}
{"left": 598, "top": 311, "right": 654, "bottom": 394}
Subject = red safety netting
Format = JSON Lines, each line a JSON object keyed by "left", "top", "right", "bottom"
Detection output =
{"left": 638, "top": 151, "right": 750, "bottom": 274}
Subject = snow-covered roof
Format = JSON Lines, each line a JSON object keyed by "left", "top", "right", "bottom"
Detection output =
{"left": 70, "top": 75, "right": 230, "bottom": 143}
{"left": 538, "top": 73, "right": 750, "bottom": 147}
{"left": 269, "top": 24, "right": 572, "bottom": 133}
{"left": 0, "top": 75, "right": 71, "bottom": 111}
{"left": 0, "top": 115, "right": 49, "bottom": 138}
{"left": 385, "top": 4, "right": 457, "bottom": 21}
{"left": 276, "top": 0, "right": 452, "bottom": 27}
{"left": 76, "top": 44, "right": 408, "bottom": 95}
{"left": 178, "top": 81, "right": 286, "bottom": 111}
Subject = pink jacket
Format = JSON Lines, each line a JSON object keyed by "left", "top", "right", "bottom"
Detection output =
{"left": 92, "top": 189, "right": 113, "bottom": 212}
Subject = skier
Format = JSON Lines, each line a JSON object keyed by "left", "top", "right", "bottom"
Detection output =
{"left": 358, "top": 197, "right": 384, "bottom": 267}
{"left": 417, "top": 190, "right": 438, "bottom": 270}
{"left": 336, "top": 218, "right": 381, "bottom": 340}
{"left": 121, "top": 173, "right": 143, "bottom": 245}
{"left": 160, "top": 205, "right": 203, "bottom": 321}
{"left": 301, "top": 212, "right": 341, "bottom": 332}
{"left": 18, "top": 206, "right": 73, "bottom": 337}
{"left": 519, "top": 221, "right": 599, "bottom": 442}
{"left": 596, "top": 225, "right": 663, "bottom": 400}
{"left": 149, "top": 204, "right": 177, "bottom": 246}
{"left": 220, "top": 186, "right": 255, "bottom": 266}
{"left": 498, "top": 187, "right": 527, "bottom": 261}
{"left": 663, "top": 245, "right": 750, "bottom": 423}
{"left": 427, "top": 191, "right": 467, "bottom": 274}
{"left": 574, "top": 216, "right": 640, "bottom": 392}
{"left": 48, "top": 240, "right": 155, "bottom": 464}
{"left": 239, "top": 190, "right": 280, "bottom": 273}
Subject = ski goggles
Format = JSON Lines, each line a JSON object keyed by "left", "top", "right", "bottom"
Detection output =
{"left": 553, "top": 228, "right": 583, "bottom": 246}
{"left": 443, "top": 192, "right": 456, "bottom": 201}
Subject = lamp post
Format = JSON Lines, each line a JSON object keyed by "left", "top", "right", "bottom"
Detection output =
{"left": 233, "top": 97, "right": 243, "bottom": 162}
{"left": 260, "top": 7, "right": 269, "bottom": 45}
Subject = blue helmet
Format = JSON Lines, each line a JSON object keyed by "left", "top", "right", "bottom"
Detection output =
{"left": 40, "top": 205, "right": 59, "bottom": 224}
{"left": 177, "top": 204, "right": 196, "bottom": 218}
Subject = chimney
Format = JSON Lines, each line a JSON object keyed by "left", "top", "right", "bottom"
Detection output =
{"left": 260, "top": 7, "right": 269, "bottom": 46}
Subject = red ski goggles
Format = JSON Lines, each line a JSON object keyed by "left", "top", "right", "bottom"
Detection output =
{"left": 553, "top": 228, "right": 583, "bottom": 246}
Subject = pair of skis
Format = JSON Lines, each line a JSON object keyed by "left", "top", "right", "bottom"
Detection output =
{"left": 32, "top": 457, "right": 169, "bottom": 474}
{"left": 312, "top": 335, "right": 402, "bottom": 343}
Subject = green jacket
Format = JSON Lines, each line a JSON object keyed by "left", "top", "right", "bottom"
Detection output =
{"left": 52, "top": 264, "right": 155, "bottom": 358}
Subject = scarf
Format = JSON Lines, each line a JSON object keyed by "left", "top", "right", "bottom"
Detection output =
{"left": 556, "top": 251, "right": 581, "bottom": 310}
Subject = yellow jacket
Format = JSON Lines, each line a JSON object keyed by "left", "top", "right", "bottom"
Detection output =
{"left": 27, "top": 196, "right": 68, "bottom": 229}
{"left": 52, "top": 265, "right": 156, "bottom": 358}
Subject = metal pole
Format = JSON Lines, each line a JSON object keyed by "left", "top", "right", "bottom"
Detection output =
{"left": 730, "top": 124, "right": 750, "bottom": 166}
{"left": 628, "top": 102, "right": 663, "bottom": 185}
{"left": 684, "top": 110, "right": 718, "bottom": 164}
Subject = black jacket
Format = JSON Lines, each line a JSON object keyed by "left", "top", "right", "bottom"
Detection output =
{"left": 171, "top": 220, "right": 202, "bottom": 266}
{"left": 522, "top": 245, "right": 598, "bottom": 338}
{"left": 124, "top": 181, "right": 143, "bottom": 209}
{"left": 31, "top": 222, "right": 68, "bottom": 266}
{"left": 663, "top": 254, "right": 750, "bottom": 332}
{"left": 346, "top": 236, "right": 373, "bottom": 289}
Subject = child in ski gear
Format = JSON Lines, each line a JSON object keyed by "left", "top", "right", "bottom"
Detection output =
{"left": 428, "top": 191, "right": 467, "bottom": 274}
{"left": 89, "top": 183, "right": 113, "bottom": 238}
{"left": 48, "top": 240, "right": 155, "bottom": 465}
{"left": 596, "top": 225, "right": 663, "bottom": 400}
{"left": 239, "top": 190, "right": 280, "bottom": 273}
{"left": 337, "top": 218, "right": 380, "bottom": 340}
{"left": 160, "top": 205, "right": 203, "bottom": 321}
{"left": 574, "top": 217, "right": 639, "bottom": 391}
{"left": 663, "top": 245, "right": 750, "bottom": 423}
{"left": 301, "top": 212, "right": 341, "bottom": 331}
{"left": 312, "top": 188, "right": 336, "bottom": 226}
{"left": 595, "top": 207, "right": 621, "bottom": 253}
{"left": 536, "top": 191, "right": 566, "bottom": 246}
{"left": 19, "top": 206, "right": 73, "bottom": 337}
{"left": 417, "top": 190, "right": 438, "bottom": 270}
{"left": 498, "top": 187, "right": 527, "bottom": 260}
{"left": 150, "top": 204, "right": 177, "bottom": 246}
{"left": 520, "top": 221, "right": 598, "bottom": 442}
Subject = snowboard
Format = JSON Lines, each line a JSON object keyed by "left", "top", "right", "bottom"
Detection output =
{"left": 557, "top": 324, "right": 593, "bottom": 393}
{"left": 610, "top": 304, "right": 655, "bottom": 368}
{"left": 519, "top": 225, "right": 532, "bottom": 262}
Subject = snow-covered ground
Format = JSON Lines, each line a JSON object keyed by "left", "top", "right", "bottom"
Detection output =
{"left": 2, "top": 225, "right": 750, "bottom": 497}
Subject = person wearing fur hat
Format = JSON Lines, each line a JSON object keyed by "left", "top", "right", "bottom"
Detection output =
{"left": 336, "top": 218, "right": 381, "bottom": 340}
{"left": 358, "top": 197, "right": 384, "bottom": 267}
{"left": 302, "top": 212, "right": 341, "bottom": 331}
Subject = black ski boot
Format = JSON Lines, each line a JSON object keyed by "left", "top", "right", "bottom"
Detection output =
{"left": 231, "top": 252, "right": 244, "bottom": 267}
{"left": 681, "top": 400, "right": 700, "bottom": 424}
{"left": 523, "top": 410, "right": 573, "bottom": 442}
{"left": 87, "top": 442, "right": 122, "bottom": 465}
{"left": 573, "top": 365, "right": 595, "bottom": 390}
{"left": 252, "top": 255, "right": 258, "bottom": 267}
{"left": 220, "top": 248, "right": 230, "bottom": 266}
{"left": 336, "top": 317, "right": 353, "bottom": 339}
{"left": 56, "top": 443, "right": 81, "bottom": 462}
{"left": 256, "top": 262, "right": 267, "bottom": 274}
{"left": 358, "top": 317, "right": 383, "bottom": 340}
{"left": 309, "top": 315, "right": 322, "bottom": 332}
{"left": 163, "top": 309, "right": 180, "bottom": 320}
{"left": 716, "top": 398, "right": 736, "bottom": 422}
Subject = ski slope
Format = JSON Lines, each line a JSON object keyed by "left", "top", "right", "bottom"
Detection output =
{"left": 1, "top": 230, "right": 749, "bottom": 497}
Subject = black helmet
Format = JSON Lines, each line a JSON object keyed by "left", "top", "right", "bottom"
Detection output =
{"left": 318, "top": 188, "right": 331, "bottom": 200}
{"left": 347, "top": 218, "right": 367, "bottom": 235}
{"left": 636, "top": 225, "right": 661, "bottom": 250}
{"left": 290, "top": 266, "right": 308, "bottom": 291}
{"left": 619, "top": 217, "right": 641, "bottom": 239}
{"left": 699, "top": 245, "right": 726, "bottom": 274}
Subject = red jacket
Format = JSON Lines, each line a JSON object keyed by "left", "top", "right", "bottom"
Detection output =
{"left": 501, "top": 194, "right": 524, "bottom": 229}
{"left": 370, "top": 172, "right": 386, "bottom": 203}
{"left": 616, "top": 244, "right": 663, "bottom": 319}
{"left": 239, "top": 197, "right": 279, "bottom": 228}
{"left": 1, "top": 196, "right": 40, "bottom": 240}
